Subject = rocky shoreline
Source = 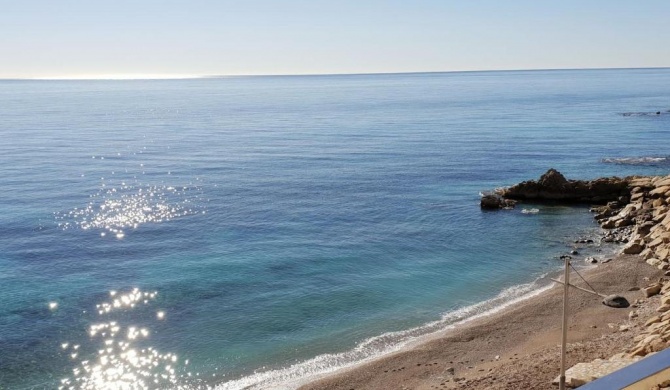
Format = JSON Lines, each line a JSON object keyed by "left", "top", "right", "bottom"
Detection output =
{"left": 480, "top": 168, "right": 630, "bottom": 209}
{"left": 481, "top": 168, "right": 670, "bottom": 387}
{"left": 482, "top": 168, "right": 670, "bottom": 270}
{"left": 301, "top": 169, "right": 670, "bottom": 390}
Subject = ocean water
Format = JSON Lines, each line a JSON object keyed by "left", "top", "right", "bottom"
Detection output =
{"left": 1, "top": 69, "right": 669, "bottom": 389}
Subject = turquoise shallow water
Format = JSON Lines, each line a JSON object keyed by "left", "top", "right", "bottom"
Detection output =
{"left": 0, "top": 69, "right": 669, "bottom": 389}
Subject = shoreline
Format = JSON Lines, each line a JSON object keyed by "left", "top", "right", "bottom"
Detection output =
{"left": 299, "top": 171, "right": 670, "bottom": 389}
{"left": 216, "top": 272, "right": 561, "bottom": 390}
{"left": 298, "top": 254, "right": 662, "bottom": 390}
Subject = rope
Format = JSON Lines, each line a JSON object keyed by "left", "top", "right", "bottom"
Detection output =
{"left": 569, "top": 262, "right": 602, "bottom": 297}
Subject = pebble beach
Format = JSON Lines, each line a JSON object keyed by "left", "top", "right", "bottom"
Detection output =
{"left": 301, "top": 172, "right": 670, "bottom": 389}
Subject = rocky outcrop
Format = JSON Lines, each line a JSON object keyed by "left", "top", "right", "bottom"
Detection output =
{"left": 493, "top": 170, "right": 670, "bottom": 386}
{"left": 627, "top": 279, "right": 670, "bottom": 358}
{"left": 484, "top": 168, "right": 670, "bottom": 272}
{"left": 556, "top": 172, "right": 670, "bottom": 387}
{"left": 595, "top": 174, "right": 670, "bottom": 268}
{"left": 487, "top": 169, "right": 670, "bottom": 269}
{"left": 480, "top": 194, "right": 517, "bottom": 210}
{"left": 497, "top": 169, "right": 630, "bottom": 203}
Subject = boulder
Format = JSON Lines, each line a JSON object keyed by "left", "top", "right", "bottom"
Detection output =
{"left": 650, "top": 186, "right": 670, "bottom": 197}
{"left": 645, "top": 316, "right": 662, "bottom": 326}
{"left": 629, "top": 177, "right": 653, "bottom": 187}
{"left": 601, "top": 219, "right": 617, "bottom": 229}
{"left": 480, "top": 194, "right": 516, "bottom": 210}
{"left": 648, "top": 237, "right": 665, "bottom": 248}
{"left": 602, "top": 295, "right": 630, "bottom": 308}
{"left": 644, "top": 284, "right": 662, "bottom": 297}
{"left": 622, "top": 241, "right": 644, "bottom": 255}
{"left": 657, "top": 304, "right": 670, "bottom": 313}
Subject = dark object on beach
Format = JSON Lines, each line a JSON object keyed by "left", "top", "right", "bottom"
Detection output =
{"left": 602, "top": 294, "right": 629, "bottom": 308}
{"left": 657, "top": 111, "right": 661, "bottom": 115}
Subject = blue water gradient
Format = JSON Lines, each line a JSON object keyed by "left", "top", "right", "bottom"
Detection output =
{"left": 0, "top": 69, "right": 669, "bottom": 389}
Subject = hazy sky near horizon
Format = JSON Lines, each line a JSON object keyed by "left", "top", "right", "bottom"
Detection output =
{"left": 2, "top": 0, "right": 669, "bottom": 78}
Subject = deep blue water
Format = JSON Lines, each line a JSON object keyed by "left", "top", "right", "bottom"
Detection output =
{"left": 1, "top": 69, "right": 669, "bottom": 389}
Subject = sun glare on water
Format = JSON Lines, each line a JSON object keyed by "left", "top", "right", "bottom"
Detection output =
{"left": 55, "top": 181, "right": 203, "bottom": 238}
{"left": 35, "top": 74, "right": 204, "bottom": 80}
{"left": 58, "top": 288, "right": 203, "bottom": 390}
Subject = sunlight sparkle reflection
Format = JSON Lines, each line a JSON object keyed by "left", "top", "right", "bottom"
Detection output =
{"left": 59, "top": 288, "right": 203, "bottom": 390}
{"left": 55, "top": 181, "right": 203, "bottom": 238}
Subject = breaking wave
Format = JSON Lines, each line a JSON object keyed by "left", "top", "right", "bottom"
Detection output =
{"left": 214, "top": 278, "right": 554, "bottom": 390}
{"left": 601, "top": 156, "right": 669, "bottom": 166}
{"left": 620, "top": 110, "right": 668, "bottom": 117}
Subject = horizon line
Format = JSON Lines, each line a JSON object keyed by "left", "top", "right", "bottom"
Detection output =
{"left": 3, "top": 66, "right": 670, "bottom": 81}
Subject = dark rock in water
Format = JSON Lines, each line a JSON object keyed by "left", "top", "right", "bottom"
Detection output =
{"left": 570, "top": 250, "right": 579, "bottom": 255}
{"left": 480, "top": 194, "right": 502, "bottom": 209}
{"left": 538, "top": 168, "right": 569, "bottom": 189}
{"left": 602, "top": 295, "right": 629, "bottom": 308}
{"left": 497, "top": 169, "right": 629, "bottom": 204}
{"left": 480, "top": 194, "right": 517, "bottom": 210}
{"left": 559, "top": 255, "right": 572, "bottom": 260}
{"left": 601, "top": 219, "right": 617, "bottom": 229}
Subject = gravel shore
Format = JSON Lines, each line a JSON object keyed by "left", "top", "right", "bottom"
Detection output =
{"left": 299, "top": 255, "right": 662, "bottom": 390}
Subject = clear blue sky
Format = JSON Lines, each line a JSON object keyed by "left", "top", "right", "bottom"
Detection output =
{"left": 1, "top": 0, "right": 669, "bottom": 78}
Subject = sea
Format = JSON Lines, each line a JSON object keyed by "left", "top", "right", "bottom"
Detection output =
{"left": 1, "top": 68, "right": 669, "bottom": 390}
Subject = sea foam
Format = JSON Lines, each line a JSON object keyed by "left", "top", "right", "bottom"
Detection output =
{"left": 214, "top": 278, "right": 554, "bottom": 390}
{"left": 601, "top": 156, "right": 669, "bottom": 166}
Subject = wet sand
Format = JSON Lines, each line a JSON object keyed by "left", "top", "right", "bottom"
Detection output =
{"left": 299, "top": 255, "right": 663, "bottom": 390}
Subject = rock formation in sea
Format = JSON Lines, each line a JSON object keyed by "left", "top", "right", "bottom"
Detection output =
{"left": 488, "top": 169, "right": 670, "bottom": 387}
{"left": 496, "top": 168, "right": 630, "bottom": 203}
{"left": 483, "top": 168, "right": 670, "bottom": 269}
